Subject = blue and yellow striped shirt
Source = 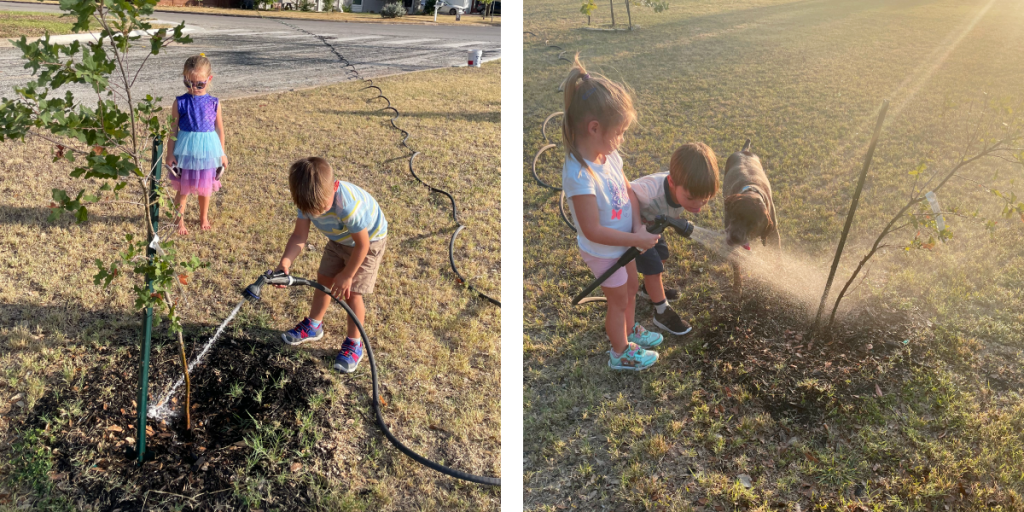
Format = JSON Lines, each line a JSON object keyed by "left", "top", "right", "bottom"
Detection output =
{"left": 298, "top": 180, "right": 388, "bottom": 246}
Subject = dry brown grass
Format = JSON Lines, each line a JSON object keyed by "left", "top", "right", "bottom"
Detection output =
{"left": 0, "top": 61, "right": 500, "bottom": 510}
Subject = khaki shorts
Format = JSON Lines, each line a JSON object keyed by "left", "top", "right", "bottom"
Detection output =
{"left": 318, "top": 238, "right": 387, "bottom": 295}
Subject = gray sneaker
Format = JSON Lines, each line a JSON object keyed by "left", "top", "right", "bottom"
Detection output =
{"left": 653, "top": 307, "right": 692, "bottom": 336}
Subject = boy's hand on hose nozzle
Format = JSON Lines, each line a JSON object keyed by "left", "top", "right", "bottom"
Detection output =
{"left": 272, "top": 265, "right": 289, "bottom": 288}
{"left": 632, "top": 231, "right": 661, "bottom": 251}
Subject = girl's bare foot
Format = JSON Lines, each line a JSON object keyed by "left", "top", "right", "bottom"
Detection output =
{"left": 200, "top": 218, "right": 212, "bottom": 231}
{"left": 177, "top": 219, "right": 189, "bottom": 236}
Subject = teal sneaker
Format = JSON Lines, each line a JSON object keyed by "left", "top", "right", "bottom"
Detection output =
{"left": 608, "top": 342, "right": 659, "bottom": 371}
{"left": 628, "top": 323, "right": 663, "bottom": 349}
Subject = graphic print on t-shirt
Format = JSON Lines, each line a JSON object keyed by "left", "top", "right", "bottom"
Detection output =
{"left": 608, "top": 177, "right": 628, "bottom": 221}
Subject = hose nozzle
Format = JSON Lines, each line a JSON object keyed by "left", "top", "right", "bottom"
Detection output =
{"left": 651, "top": 215, "right": 694, "bottom": 238}
{"left": 243, "top": 273, "right": 269, "bottom": 303}
{"left": 243, "top": 270, "right": 310, "bottom": 302}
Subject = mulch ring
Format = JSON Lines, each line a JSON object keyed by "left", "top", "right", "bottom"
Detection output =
{"left": 9, "top": 330, "right": 342, "bottom": 510}
{"left": 653, "top": 283, "right": 930, "bottom": 428}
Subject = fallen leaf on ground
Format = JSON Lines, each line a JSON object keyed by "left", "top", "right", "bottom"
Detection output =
{"left": 290, "top": 462, "right": 302, "bottom": 473}
{"left": 738, "top": 474, "right": 752, "bottom": 488}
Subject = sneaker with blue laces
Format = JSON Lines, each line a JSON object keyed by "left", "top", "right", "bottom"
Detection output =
{"left": 281, "top": 317, "right": 324, "bottom": 346}
{"left": 334, "top": 337, "right": 363, "bottom": 374}
{"left": 608, "top": 342, "right": 659, "bottom": 371}
{"left": 628, "top": 322, "right": 663, "bottom": 349}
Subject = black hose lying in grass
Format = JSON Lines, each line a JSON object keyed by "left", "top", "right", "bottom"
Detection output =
{"left": 243, "top": 272, "right": 500, "bottom": 486}
{"left": 274, "top": 19, "right": 500, "bottom": 307}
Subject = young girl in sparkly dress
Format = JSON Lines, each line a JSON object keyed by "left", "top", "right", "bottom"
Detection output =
{"left": 166, "top": 54, "right": 228, "bottom": 235}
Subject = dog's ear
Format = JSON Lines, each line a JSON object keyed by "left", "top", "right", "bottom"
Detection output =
{"left": 724, "top": 194, "right": 739, "bottom": 211}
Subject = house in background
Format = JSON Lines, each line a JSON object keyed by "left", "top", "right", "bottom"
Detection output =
{"left": 349, "top": 0, "right": 385, "bottom": 12}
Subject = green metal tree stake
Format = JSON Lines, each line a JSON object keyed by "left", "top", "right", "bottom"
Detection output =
{"left": 812, "top": 100, "right": 889, "bottom": 334}
{"left": 136, "top": 137, "right": 162, "bottom": 465}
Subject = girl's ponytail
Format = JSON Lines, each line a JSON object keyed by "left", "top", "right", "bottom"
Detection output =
{"left": 561, "top": 54, "right": 636, "bottom": 181}
{"left": 562, "top": 54, "right": 593, "bottom": 178}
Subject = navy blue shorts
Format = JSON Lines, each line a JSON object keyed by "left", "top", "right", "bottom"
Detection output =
{"left": 636, "top": 235, "right": 669, "bottom": 275}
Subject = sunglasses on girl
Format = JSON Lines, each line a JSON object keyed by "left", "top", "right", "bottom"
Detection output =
{"left": 183, "top": 78, "right": 208, "bottom": 90}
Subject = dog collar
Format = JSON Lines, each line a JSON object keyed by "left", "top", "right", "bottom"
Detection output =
{"left": 740, "top": 185, "right": 768, "bottom": 206}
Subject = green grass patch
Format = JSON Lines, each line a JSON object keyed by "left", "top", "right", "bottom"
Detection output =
{"left": 0, "top": 10, "right": 84, "bottom": 39}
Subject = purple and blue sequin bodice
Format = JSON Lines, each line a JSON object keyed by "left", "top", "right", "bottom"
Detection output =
{"left": 176, "top": 94, "right": 218, "bottom": 133}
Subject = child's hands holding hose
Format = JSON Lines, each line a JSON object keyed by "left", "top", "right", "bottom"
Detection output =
{"left": 166, "top": 155, "right": 179, "bottom": 177}
{"left": 632, "top": 231, "right": 661, "bottom": 251}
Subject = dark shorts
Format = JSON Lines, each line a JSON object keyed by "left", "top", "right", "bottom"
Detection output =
{"left": 635, "top": 235, "right": 669, "bottom": 276}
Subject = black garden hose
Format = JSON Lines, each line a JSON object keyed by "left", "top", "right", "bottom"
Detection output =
{"left": 243, "top": 271, "right": 500, "bottom": 486}
{"left": 571, "top": 216, "right": 694, "bottom": 305}
{"left": 274, "top": 19, "right": 500, "bottom": 307}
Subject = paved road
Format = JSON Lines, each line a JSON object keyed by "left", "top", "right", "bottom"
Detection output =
{"left": 0, "top": 1, "right": 500, "bottom": 102}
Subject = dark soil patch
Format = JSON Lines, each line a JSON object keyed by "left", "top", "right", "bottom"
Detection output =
{"left": 652, "top": 274, "right": 928, "bottom": 428}
{"left": 14, "top": 325, "right": 338, "bottom": 511}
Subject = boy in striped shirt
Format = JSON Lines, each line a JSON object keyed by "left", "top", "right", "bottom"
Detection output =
{"left": 274, "top": 157, "right": 388, "bottom": 374}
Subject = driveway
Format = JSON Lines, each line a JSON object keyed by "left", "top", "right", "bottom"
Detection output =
{"left": 0, "top": 1, "right": 500, "bottom": 102}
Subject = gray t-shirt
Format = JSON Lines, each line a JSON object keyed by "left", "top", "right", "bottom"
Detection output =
{"left": 631, "top": 171, "right": 686, "bottom": 223}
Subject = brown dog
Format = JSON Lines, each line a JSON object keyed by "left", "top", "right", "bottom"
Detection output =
{"left": 722, "top": 140, "right": 781, "bottom": 293}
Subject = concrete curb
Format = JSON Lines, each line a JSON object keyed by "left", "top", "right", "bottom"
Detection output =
{"left": 0, "top": 24, "right": 198, "bottom": 47}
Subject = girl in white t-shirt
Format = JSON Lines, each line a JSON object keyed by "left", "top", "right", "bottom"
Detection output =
{"left": 561, "top": 55, "right": 663, "bottom": 371}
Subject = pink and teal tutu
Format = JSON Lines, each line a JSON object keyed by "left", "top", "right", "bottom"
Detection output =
{"left": 170, "top": 130, "right": 223, "bottom": 197}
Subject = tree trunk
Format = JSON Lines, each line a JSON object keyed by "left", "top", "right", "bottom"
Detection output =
{"left": 812, "top": 100, "right": 888, "bottom": 333}
{"left": 610, "top": 0, "right": 615, "bottom": 27}
{"left": 626, "top": 0, "right": 632, "bottom": 29}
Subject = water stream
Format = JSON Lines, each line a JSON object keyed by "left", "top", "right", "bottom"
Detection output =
{"left": 148, "top": 299, "right": 247, "bottom": 420}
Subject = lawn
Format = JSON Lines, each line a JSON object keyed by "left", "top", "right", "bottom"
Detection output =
{"left": 524, "top": 0, "right": 1024, "bottom": 510}
{"left": 0, "top": 9, "right": 172, "bottom": 39}
{"left": 0, "top": 62, "right": 500, "bottom": 510}
{"left": 0, "top": 10, "right": 92, "bottom": 38}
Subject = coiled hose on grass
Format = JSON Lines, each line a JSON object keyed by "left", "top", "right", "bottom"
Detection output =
{"left": 528, "top": 41, "right": 587, "bottom": 233}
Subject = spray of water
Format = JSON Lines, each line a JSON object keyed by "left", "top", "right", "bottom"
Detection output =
{"left": 687, "top": 226, "right": 847, "bottom": 317}
{"left": 148, "top": 299, "right": 246, "bottom": 420}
